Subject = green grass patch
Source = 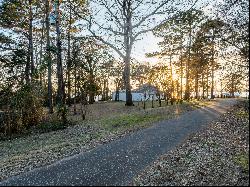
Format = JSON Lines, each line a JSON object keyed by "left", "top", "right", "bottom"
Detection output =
{"left": 100, "top": 113, "right": 165, "bottom": 132}
{"left": 233, "top": 153, "right": 249, "bottom": 172}
{"left": 187, "top": 99, "right": 214, "bottom": 108}
{"left": 235, "top": 110, "right": 249, "bottom": 118}
{"left": 97, "top": 101, "right": 198, "bottom": 133}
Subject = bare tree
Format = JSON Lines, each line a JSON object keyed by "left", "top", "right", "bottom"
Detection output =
{"left": 75, "top": 0, "right": 190, "bottom": 106}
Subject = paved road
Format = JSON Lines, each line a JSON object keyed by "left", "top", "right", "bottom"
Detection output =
{"left": 0, "top": 99, "right": 238, "bottom": 186}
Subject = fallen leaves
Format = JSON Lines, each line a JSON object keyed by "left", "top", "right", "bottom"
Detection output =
{"left": 0, "top": 100, "right": 216, "bottom": 182}
{"left": 133, "top": 101, "right": 249, "bottom": 186}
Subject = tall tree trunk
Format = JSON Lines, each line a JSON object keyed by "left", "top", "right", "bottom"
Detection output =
{"left": 89, "top": 70, "right": 95, "bottom": 104}
{"left": 45, "top": 0, "right": 53, "bottom": 114}
{"left": 115, "top": 90, "right": 119, "bottom": 101}
{"left": 25, "top": 0, "right": 34, "bottom": 84}
{"left": 35, "top": 46, "right": 38, "bottom": 74}
{"left": 231, "top": 74, "right": 235, "bottom": 97}
{"left": 184, "top": 24, "right": 192, "bottom": 100}
{"left": 56, "top": 0, "right": 64, "bottom": 104}
{"left": 169, "top": 53, "right": 174, "bottom": 100}
{"left": 124, "top": 56, "right": 133, "bottom": 106}
{"left": 102, "top": 79, "right": 109, "bottom": 101}
{"left": 180, "top": 48, "right": 183, "bottom": 100}
{"left": 39, "top": 17, "right": 45, "bottom": 86}
{"left": 102, "top": 80, "right": 106, "bottom": 100}
{"left": 195, "top": 70, "right": 199, "bottom": 99}
{"left": 67, "top": 2, "right": 72, "bottom": 106}
{"left": 123, "top": 0, "right": 133, "bottom": 106}
{"left": 105, "top": 79, "right": 109, "bottom": 100}
{"left": 55, "top": 0, "right": 66, "bottom": 122}
{"left": 206, "top": 67, "right": 209, "bottom": 98}
{"left": 202, "top": 72, "right": 205, "bottom": 99}
{"left": 220, "top": 81, "right": 223, "bottom": 98}
{"left": 80, "top": 87, "right": 86, "bottom": 120}
{"left": 176, "top": 81, "right": 179, "bottom": 102}
{"left": 210, "top": 30, "right": 215, "bottom": 99}
{"left": 211, "top": 59, "right": 214, "bottom": 99}
{"left": 73, "top": 63, "right": 77, "bottom": 115}
{"left": 29, "top": 0, "right": 34, "bottom": 78}
{"left": 25, "top": 56, "right": 30, "bottom": 84}
{"left": 78, "top": 70, "right": 86, "bottom": 120}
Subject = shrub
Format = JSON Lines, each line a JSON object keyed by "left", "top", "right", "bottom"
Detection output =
{"left": 37, "top": 114, "right": 67, "bottom": 133}
{"left": 0, "top": 83, "right": 45, "bottom": 136}
{"left": 36, "top": 111, "right": 74, "bottom": 133}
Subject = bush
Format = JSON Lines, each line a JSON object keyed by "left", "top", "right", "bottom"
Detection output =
{"left": 0, "top": 83, "right": 45, "bottom": 136}
{"left": 37, "top": 114, "right": 67, "bottom": 133}
{"left": 36, "top": 112, "right": 74, "bottom": 133}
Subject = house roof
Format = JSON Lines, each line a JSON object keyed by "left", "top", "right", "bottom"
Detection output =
{"left": 133, "top": 83, "right": 159, "bottom": 93}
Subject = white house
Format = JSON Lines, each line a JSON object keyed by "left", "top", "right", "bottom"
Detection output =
{"left": 112, "top": 91, "right": 145, "bottom": 101}
{"left": 112, "top": 84, "right": 163, "bottom": 101}
{"left": 240, "top": 91, "right": 249, "bottom": 98}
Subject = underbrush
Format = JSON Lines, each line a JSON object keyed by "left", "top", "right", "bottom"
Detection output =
{"left": 35, "top": 114, "right": 73, "bottom": 133}
{"left": 0, "top": 84, "right": 75, "bottom": 140}
{"left": 0, "top": 96, "right": 214, "bottom": 141}
{"left": 0, "top": 84, "right": 45, "bottom": 140}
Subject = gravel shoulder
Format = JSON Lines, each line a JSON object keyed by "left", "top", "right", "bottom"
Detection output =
{"left": 133, "top": 99, "right": 249, "bottom": 186}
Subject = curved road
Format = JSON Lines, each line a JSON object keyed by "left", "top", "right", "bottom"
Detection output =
{"left": 0, "top": 99, "right": 238, "bottom": 186}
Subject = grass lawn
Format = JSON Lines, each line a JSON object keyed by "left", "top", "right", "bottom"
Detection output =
{"left": 0, "top": 98, "right": 216, "bottom": 181}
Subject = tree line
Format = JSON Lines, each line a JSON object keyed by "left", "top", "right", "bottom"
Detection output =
{"left": 0, "top": 0, "right": 248, "bottom": 135}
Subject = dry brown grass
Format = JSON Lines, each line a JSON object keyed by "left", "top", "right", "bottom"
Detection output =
{"left": 66, "top": 100, "right": 205, "bottom": 122}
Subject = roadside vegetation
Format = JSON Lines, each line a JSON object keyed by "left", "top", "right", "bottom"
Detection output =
{"left": 0, "top": 98, "right": 213, "bottom": 140}
{"left": 133, "top": 100, "right": 249, "bottom": 186}
{"left": 0, "top": 0, "right": 248, "bottom": 143}
{"left": 0, "top": 0, "right": 248, "bottom": 184}
{"left": 0, "top": 99, "right": 213, "bottom": 181}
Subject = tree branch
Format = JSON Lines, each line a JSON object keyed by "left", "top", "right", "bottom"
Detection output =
{"left": 132, "top": 0, "right": 144, "bottom": 11}
{"left": 86, "top": 18, "right": 125, "bottom": 59}
{"left": 93, "top": 20, "right": 124, "bottom": 36}
{"left": 133, "top": 27, "right": 154, "bottom": 40}
{"left": 132, "top": 0, "right": 171, "bottom": 29}
{"left": 0, "top": 46, "right": 16, "bottom": 51}
{"left": 100, "top": 0, "right": 124, "bottom": 28}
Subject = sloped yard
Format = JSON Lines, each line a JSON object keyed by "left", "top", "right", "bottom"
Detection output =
{"left": 133, "top": 100, "right": 249, "bottom": 186}
{"left": 0, "top": 100, "right": 211, "bottom": 181}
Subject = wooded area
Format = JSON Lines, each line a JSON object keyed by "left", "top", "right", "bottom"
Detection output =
{"left": 0, "top": 0, "right": 249, "bottom": 137}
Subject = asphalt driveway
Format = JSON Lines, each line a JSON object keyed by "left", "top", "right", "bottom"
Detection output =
{"left": 0, "top": 99, "right": 238, "bottom": 186}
